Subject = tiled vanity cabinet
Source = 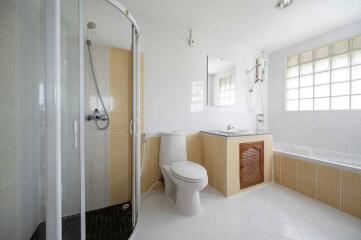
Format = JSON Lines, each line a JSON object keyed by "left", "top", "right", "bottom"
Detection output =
{"left": 201, "top": 132, "right": 273, "bottom": 197}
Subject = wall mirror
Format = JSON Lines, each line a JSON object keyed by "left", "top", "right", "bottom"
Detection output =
{"left": 207, "top": 55, "right": 236, "bottom": 107}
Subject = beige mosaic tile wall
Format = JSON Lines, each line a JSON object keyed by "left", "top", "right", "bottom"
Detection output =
{"left": 274, "top": 154, "right": 361, "bottom": 219}
{"left": 141, "top": 133, "right": 203, "bottom": 193}
{"left": 186, "top": 134, "right": 203, "bottom": 165}
{"left": 201, "top": 133, "right": 273, "bottom": 197}
{"left": 201, "top": 134, "right": 227, "bottom": 194}
{"left": 108, "top": 47, "right": 144, "bottom": 205}
{"left": 141, "top": 137, "right": 161, "bottom": 193}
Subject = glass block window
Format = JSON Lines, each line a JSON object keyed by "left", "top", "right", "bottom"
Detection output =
{"left": 286, "top": 35, "right": 361, "bottom": 111}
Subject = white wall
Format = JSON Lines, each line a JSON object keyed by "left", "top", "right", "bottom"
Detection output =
{"left": 84, "top": 0, "right": 268, "bottom": 135}
{"left": 268, "top": 20, "right": 361, "bottom": 155}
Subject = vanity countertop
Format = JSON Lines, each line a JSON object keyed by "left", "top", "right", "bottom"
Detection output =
{"left": 200, "top": 130, "right": 272, "bottom": 138}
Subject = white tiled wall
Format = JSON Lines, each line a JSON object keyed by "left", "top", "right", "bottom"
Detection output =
{"left": 85, "top": 45, "right": 110, "bottom": 211}
{"left": 84, "top": 0, "right": 268, "bottom": 135}
{"left": 268, "top": 20, "right": 361, "bottom": 155}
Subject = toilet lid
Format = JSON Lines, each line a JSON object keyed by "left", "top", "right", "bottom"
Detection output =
{"left": 171, "top": 161, "right": 207, "bottom": 182}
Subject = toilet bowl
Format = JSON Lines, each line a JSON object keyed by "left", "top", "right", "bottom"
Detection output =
{"left": 159, "top": 132, "right": 208, "bottom": 216}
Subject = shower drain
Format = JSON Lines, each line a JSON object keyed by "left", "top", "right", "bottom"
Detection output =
{"left": 122, "top": 203, "right": 130, "bottom": 211}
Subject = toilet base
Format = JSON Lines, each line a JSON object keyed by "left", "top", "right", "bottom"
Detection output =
{"left": 176, "top": 188, "right": 202, "bottom": 216}
{"left": 160, "top": 164, "right": 207, "bottom": 216}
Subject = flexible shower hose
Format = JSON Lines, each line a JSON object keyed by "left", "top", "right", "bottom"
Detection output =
{"left": 87, "top": 40, "right": 110, "bottom": 130}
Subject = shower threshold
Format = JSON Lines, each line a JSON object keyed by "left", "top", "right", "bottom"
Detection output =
{"left": 30, "top": 202, "right": 132, "bottom": 240}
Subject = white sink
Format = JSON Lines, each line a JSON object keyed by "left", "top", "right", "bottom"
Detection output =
{"left": 218, "top": 129, "right": 254, "bottom": 135}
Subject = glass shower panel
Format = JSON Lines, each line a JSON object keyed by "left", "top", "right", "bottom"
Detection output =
{"left": 0, "top": 0, "right": 47, "bottom": 239}
{"left": 61, "top": 0, "right": 81, "bottom": 239}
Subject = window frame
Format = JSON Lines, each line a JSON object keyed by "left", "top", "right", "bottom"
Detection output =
{"left": 285, "top": 36, "right": 361, "bottom": 112}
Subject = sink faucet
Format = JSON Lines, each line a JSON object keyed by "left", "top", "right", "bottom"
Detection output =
{"left": 226, "top": 124, "right": 235, "bottom": 130}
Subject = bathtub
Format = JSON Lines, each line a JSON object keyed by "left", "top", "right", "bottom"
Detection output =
{"left": 273, "top": 142, "right": 361, "bottom": 173}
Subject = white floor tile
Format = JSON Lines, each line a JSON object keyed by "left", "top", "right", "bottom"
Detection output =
{"left": 272, "top": 220, "right": 303, "bottom": 240}
{"left": 227, "top": 224, "right": 279, "bottom": 240}
{"left": 134, "top": 183, "right": 361, "bottom": 240}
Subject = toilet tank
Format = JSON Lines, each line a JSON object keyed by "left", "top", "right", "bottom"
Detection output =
{"left": 159, "top": 132, "right": 187, "bottom": 166}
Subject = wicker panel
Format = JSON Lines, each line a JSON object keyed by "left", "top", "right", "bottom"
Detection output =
{"left": 239, "top": 141, "right": 264, "bottom": 189}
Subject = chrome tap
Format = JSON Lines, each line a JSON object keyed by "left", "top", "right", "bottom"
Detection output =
{"left": 226, "top": 124, "right": 235, "bottom": 131}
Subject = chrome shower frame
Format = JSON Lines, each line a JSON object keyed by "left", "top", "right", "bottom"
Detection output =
{"left": 104, "top": 0, "right": 141, "bottom": 232}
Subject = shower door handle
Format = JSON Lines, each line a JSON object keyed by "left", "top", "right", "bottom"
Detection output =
{"left": 130, "top": 120, "right": 133, "bottom": 136}
{"left": 129, "top": 119, "right": 139, "bottom": 136}
{"left": 73, "top": 120, "right": 78, "bottom": 149}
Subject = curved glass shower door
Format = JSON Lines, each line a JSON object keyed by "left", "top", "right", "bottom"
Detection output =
{"left": 84, "top": 29, "right": 137, "bottom": 240}
{"left": 60, "top": 0, "right": 82, "bottom": 239}
{"left": 0, "top": 0, "right": 142, "bottom": 239}
{"left": 83, "top": 1, "right": 141, "bottom": 239}
{"left": 56, "top": 0, "right": 140, "bottom": 239}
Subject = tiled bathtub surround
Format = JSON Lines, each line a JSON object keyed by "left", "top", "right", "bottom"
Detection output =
{"left": 274, "top": 153, "right": 361, "bottom": 219}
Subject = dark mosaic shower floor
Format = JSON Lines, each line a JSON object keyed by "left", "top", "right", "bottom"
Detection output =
{"left": 30, "top": 202, "right": 132, "bottom": 240}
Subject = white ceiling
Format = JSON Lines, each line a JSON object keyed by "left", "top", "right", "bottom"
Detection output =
{"left": 120, "top": 0, "right": 361, "bottom": 52}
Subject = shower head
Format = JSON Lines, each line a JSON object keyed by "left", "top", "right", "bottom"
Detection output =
{"left": 87, "top": 21, "right": 96, "bottom": 29}
{"left": 87, "top": 22, "right": 96, "bottom": 43}
{"left": 275, "top": 0, "right": 294, "bottom": 9}
{"left": 249, "top": 78, "right": 263, "bottom": 92}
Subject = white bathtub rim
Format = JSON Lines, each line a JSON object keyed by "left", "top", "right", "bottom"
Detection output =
{"left": 274, "top": 148, "right": 361, "bottom": 174}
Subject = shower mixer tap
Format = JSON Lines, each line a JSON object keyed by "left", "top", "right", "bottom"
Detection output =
{"left": 86, "top": 109, "right": 108, "bottom": 121}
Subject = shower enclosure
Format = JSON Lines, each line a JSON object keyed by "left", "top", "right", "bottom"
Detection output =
{"left": 0, "top": 0, "right": 141, "bottom": 239}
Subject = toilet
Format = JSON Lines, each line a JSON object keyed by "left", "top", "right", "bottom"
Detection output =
{"left": 159, "top": 132, "right": 208, "bottom": 216}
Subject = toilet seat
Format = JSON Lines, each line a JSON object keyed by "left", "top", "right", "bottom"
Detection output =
{"left": 171, "top": 161, "right": 207, "bottom": 183}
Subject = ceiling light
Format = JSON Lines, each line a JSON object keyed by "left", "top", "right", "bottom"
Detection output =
{"left": 275, "top": 0, "right": 294, "bottom": 9}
